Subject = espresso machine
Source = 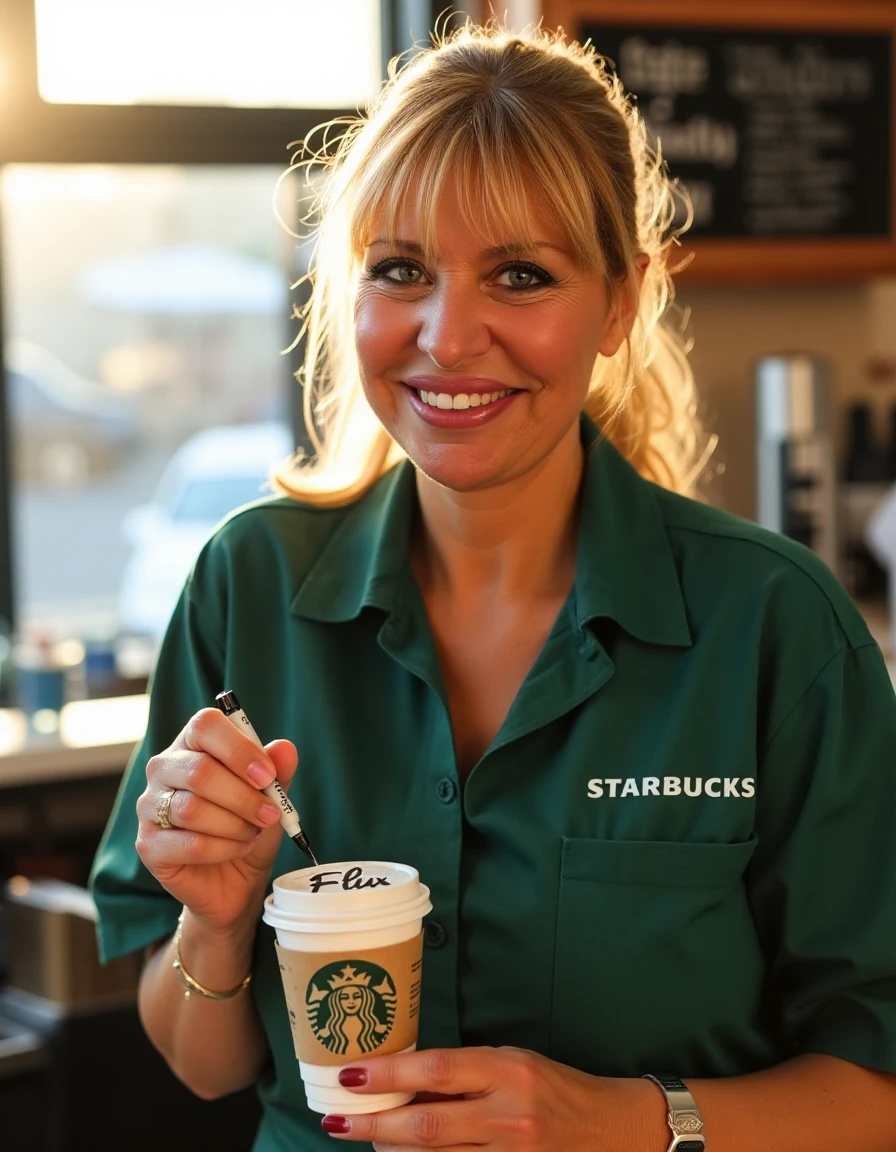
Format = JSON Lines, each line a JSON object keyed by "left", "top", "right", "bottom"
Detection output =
{"left": 755, "top": 354, "right": 838, "bottom": 575}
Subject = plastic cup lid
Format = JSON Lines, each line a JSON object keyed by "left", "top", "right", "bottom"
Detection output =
{"left": 262, "top": 861, "right": 431, "bottom": 933}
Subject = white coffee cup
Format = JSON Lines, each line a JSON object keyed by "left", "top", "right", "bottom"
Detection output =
{"left": 262, "top": 860, "right": 432, "bottom": 1115}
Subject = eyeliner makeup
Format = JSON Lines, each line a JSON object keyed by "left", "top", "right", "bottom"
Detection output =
{"left": 215, "top": 689, "right": 319, "bottom": 865}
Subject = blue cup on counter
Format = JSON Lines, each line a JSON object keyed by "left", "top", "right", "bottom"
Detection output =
{"left": 84, "top": 637, "right": 118, "bottom": 697}
{"left": 16, "top": 665, "right": 66, "bottom": 715}
{"left": 13, "top": 639, "right": 67, "bottom": 723}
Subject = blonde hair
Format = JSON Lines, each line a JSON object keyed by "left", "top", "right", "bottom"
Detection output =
{"left": 273, "top": 17, "right": 715, "bottom": 506}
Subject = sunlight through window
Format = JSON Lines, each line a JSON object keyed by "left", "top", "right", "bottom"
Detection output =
{"left": 35, "top": 0, "right": 382, "bottom": 107}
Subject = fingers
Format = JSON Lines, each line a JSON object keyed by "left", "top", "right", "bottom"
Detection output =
{"left": 137, "top": 825, "right": 261, "bottom": 866}
{"left": 138, "top": 769, "right": 280, "bottom": 840}
{"left": 337, "top": 1049, "right": 499, "bottom": 1100}
{"left": 370, "top": 1146, "right": 485, "bottom": 1152}
{"left": 174, "top": 707, "right": 281, "bottom": 787}
{"left": 144, "top": 711, "right": 299, "bottom": 827}
{"left": 322, "top": 1099, "right": 493, "bottom": 1147}
{"left": 135, "top": 709, "right": 303, "bottom": 877}
{"left": 141, "top": 748, "right": 283, "bottom": 839}
{"left": 265, "top": 739, "right": 299, "bottom": 788}
{"left": 371, "top": 1145, "right": 484, "bottom": 1152}
{"left": 321, "top": 1049, "right": 539, "bottom": 1147}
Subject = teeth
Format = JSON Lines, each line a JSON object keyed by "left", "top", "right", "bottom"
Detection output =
{"left": 417, "top": 389, "right": 510, "bottom": 409}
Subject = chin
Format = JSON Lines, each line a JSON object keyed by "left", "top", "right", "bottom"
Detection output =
{"left": 406, "top": 442, "right": 508, "bottom": 493}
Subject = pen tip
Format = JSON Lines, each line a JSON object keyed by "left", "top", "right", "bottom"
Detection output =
{"left": 292, "top": 832, "right": 319, "bottom": 866}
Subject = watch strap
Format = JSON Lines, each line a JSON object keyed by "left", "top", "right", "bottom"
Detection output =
{"left": 642, "top": 1074, "right": 706, "bottom": 1151}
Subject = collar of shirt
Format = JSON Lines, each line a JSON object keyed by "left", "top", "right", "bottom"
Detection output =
{"left": 290, "top": 413, "right": 693, "bottom": 651}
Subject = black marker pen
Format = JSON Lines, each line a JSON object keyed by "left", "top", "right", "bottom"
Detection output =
{"left": 215, "top": 689, "right": 319, "bottom": 865}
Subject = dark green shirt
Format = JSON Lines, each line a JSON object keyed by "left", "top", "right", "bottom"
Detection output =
{"left": 90, "top": 416, "right": 896, "bottom": 1152}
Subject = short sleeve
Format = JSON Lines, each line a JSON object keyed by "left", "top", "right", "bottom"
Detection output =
{"left": 89, "top": 555, "right": 227, "bottom": 964}
{"left": 747, "top": 640, "right": 896, "bottom": 1072}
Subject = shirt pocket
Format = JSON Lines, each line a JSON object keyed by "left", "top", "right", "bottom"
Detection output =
{"left": 549, "top": 835, "right": 762, "bottom": 1076}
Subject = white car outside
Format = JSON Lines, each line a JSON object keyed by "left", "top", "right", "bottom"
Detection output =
{"left": 118, "top": 421, "right": 294, "bottom": 639}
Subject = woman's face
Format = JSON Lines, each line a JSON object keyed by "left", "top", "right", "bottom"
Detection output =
{"left": 353, "top": 172, "right": 637, "bottom": 495}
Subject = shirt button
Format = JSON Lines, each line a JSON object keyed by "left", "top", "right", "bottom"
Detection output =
{"left": 424, "top": 920, "right": 447, "bottom": 949}
{"left": 436, "top": 777, "right": 457, "bottom": 803}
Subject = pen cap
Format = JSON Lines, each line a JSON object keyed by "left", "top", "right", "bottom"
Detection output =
{"left": 216, "top": 689, "right": 240, "bottom": 715}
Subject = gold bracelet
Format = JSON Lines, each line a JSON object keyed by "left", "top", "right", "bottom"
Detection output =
{"left": 172, "top": 908, "right": 253, "bottom": 1001}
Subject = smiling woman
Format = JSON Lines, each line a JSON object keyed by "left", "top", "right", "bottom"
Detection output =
{"left": 273, "top": 19, "right": 711, "bottom": 505}
{"left": 350, "top": 175, "right": 633, "bottom": 495}
{"left": 89, "top": 16, "right": 896, "bottom": 1152}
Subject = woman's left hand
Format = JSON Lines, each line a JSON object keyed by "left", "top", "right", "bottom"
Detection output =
{"left": 320, "top": 1045, "right": 662, "bottom": 1150}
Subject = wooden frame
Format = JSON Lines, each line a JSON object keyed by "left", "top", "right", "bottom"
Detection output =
{"left": 540, "top": 0, "right": 896, "bottom": 282}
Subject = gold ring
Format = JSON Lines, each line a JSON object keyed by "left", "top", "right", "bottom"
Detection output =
{"left": 155, "top": 789, "right": 176, "bottom": 830}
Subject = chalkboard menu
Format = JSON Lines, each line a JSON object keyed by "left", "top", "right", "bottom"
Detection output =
{"left": 585, "top": 26, "right": 890, "bottom": 239}
{"left": 541, "top": 1, "right": 896, "bottom": 280}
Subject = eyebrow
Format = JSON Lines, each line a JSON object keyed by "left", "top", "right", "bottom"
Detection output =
{"left": 366, "top": 239, "right": 569, "bottom": 259}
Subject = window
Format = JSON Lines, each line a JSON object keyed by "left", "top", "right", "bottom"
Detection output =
{"left": 0, "top": 0, "right": 442, "bottom": 690}
{"left": 1, "top": 164, "right": 304, "bottom": 644}
{"left": 34, "top": 0, "right": 383, "bottom": 108}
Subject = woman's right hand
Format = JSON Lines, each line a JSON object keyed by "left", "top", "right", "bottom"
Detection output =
{"left": 135, "top": 708, "right": 299, "bottom": 933}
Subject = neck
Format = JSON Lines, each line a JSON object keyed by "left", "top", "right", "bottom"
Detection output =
{"left": 412, "top": 425, "right": 585, "bottom": 602}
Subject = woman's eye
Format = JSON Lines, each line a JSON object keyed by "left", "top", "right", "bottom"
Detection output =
{"left": 368, "top": 259, "right": 424, "bottom": 284}
{"left": 495, "top": 262, "right": 553, "bottom": 290}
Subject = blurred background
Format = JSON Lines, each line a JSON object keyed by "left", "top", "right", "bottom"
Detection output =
{"left": 2, "top": 0, "right": 896, "bottom": 1148}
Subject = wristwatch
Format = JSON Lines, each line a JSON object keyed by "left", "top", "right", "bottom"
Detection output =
{"left": 642, "top": 1074, "right": 706, "bottom": 1151}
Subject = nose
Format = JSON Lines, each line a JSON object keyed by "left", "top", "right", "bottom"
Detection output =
{"left": 417, "top": 278, "right": 492, "bottom": 370}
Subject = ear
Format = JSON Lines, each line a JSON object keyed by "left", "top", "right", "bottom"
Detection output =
{"left": 597, "top": 253, "right": 650, "bottom": 358}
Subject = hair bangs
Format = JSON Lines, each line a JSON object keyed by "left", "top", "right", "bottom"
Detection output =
{"left": 346, "top": 109, "right": 603, "bottom": 274}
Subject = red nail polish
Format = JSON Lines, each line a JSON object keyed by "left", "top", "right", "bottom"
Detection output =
{"left": 338, "top": 1067, "right": 368, "bottom": 1087}
{"left": 321, "top": 1116, "right": 351, "bottom": 1134}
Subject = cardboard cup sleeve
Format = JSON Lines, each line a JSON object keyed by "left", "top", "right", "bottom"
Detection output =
{"left": 275, "top": 931, "right": 424, "bottom": 1066}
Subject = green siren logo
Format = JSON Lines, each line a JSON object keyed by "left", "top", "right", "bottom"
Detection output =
{"left": 306, "top": 960, "right": 397, "bottom": 1056}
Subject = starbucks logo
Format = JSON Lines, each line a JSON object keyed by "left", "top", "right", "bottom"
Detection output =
{"left": 305, "top": 961, "right": 397, "bottom": 1056}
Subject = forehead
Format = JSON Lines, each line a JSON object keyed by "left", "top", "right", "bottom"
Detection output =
{"left": 363, "top": 167, "right": 574, "bottom": 260}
